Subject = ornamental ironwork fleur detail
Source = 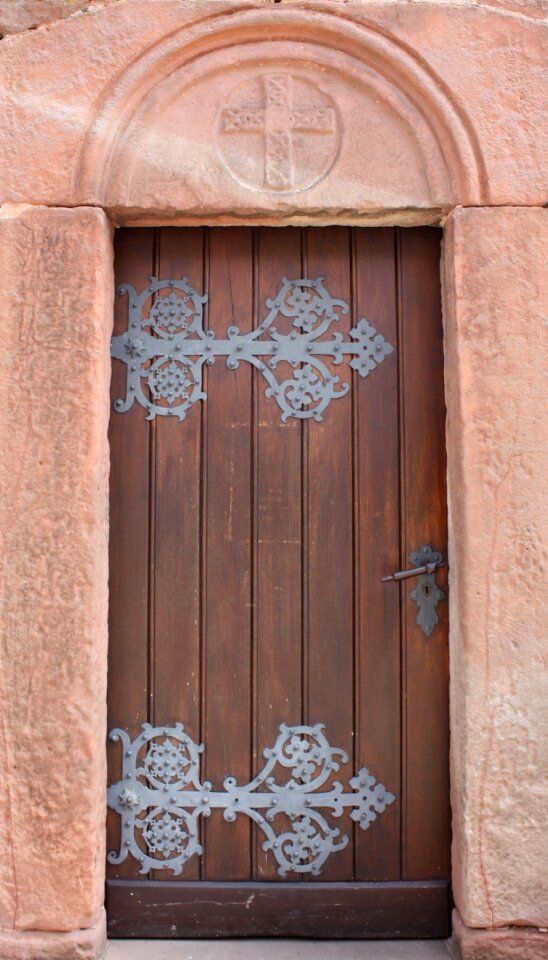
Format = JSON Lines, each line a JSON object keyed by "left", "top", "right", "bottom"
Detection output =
{"left": 111, "top": 276, "right": 394, "bottom": 423}
{"left": 108, "top": 722, "right": 395, "bottom": 877}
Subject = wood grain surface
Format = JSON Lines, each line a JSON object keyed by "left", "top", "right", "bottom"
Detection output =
{"left": 107, "top": 227, "right": 449, "bottom": 936}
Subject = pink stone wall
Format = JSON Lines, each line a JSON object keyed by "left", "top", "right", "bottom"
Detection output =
{"left": 0, "top": 206, "right": 112, "bottom": 937}
{"left": 0, "top": 1, "right": 118, "bottom": 37}
{"left": 0, "top": 919, "right": 106, "bottom": 960}
{"left": 450, "top": 908, "right": 548, "bottom": 960}
{"left": 444, "top": 207, "right": 548, "bottom": 930}
{"left": 0, "top": 2, "right": 546, "bottom": 218}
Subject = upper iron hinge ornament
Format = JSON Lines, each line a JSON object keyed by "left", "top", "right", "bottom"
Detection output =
{"left": 108, "top": 722, "right": 395, "bottom": 877}
{"left": 111, "top": 277, "right": 394, "bottom": 424}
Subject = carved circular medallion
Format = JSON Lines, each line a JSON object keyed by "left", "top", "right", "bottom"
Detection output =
{"left": 217, "top": 73, "right": 340, "bottom": 194}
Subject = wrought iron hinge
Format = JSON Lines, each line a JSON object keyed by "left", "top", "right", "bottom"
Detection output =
{"left": 108, "top": 722, "right": 395, "bottom": 877}
{"left": 111, "top": 276, "right": 394, "bottom": 424}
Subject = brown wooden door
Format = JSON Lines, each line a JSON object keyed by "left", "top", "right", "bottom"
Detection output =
{"left": 107, "top": 226, "right": 450, "bottom": 938}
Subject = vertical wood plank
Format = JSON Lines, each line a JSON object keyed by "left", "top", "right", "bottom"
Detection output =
{"left": 305, "top": 227, "right": 354, "bottom": 880}
{"left": 152, "top": 228, "right": 205, "bottom": 880}
{"left": 203, "top": 228, "right": 254, "bottom": 880}
{"left": 254, "top": 227, "right": 304, "bottom": 880}
{"left": 353, "top": 228, "right": 401, "bottom": 880}
{"left": 398, "top": 227, "right": 450, "bottom": 880}
{"left": 107, "top": 228, "right": 155, "bottom": 880}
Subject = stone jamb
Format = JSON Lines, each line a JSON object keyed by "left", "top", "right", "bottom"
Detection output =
{"left": 0, "top": 204, "right": 112, "bottom": 959}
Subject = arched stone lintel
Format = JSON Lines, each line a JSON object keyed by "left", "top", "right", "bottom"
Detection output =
{"left": 76, "top": 6, "right": 487, "bottom": 215}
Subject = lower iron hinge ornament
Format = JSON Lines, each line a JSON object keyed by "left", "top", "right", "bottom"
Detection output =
{"left": 108, "top": 722, "right": 395, "bottom": 877}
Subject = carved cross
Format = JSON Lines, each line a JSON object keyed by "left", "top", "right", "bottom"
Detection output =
{"left": 220, "top": 75, "right": 336, "bottom": 190}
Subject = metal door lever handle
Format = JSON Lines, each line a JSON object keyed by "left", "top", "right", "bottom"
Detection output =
{"left": 381, "top": 545, "right": 445, "bottom": 637}
{"left": 381, "top": 560, "right": 443, "bottom": 582}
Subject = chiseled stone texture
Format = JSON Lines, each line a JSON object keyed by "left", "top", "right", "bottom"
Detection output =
{"left": 0, "top": 1, "right": 546, "bottom": 218}
{"left": 0, "top": 206, "right": 113, "bottom": 933}
{"left": 0, "top": 1, "right": 118, "bottom": 37}
{"left": 449, "top": 909, "right": 548, "bottom": 960}
{"left": 0, "top": 911, "right": 106, "bottom": 960}
{"left": 443, "top": 207, "right": 548, "bottom": 929}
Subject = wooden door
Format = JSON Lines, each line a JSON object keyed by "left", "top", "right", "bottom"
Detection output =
{"left": 107, "top": 227, "right": 450, "bottom": 938}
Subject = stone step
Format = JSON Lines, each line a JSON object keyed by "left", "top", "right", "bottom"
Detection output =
{"left": 106, "top": 939, "right": 450, "bottom": 960}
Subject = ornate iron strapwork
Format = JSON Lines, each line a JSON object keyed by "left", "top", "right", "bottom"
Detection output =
{"left": 111, "top": 277, "right": 394, "bottom": 423}
{"left": 108, "top": 722, "right": 395, "bottom": 877}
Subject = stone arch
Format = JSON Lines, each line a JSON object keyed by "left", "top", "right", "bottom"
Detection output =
{"left": 77, "top": 6, "right": 488, "bottom": 214}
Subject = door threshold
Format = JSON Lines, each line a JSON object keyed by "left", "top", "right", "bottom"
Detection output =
{"left": 106, "top": 939, "right": 451, "bottom": 959}
{"left": 107, "top": 879, "right": 450, "bottom": 939}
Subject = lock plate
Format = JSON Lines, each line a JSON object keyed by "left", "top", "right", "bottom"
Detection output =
{"left": 382, "top": 544, "right": 445, "bottom": 637}
{"left": 408, "top": 545, "right": 444, "bottom": 637}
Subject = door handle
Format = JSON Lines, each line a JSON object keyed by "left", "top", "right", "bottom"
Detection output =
{"left": 381, "top": 559, "right": 443, "bottom": 582}
{"left": 381, "top": 544, "right": 445, "bottom": 637}
{"left": 381, "top": 543, "right": 445, "bottom": 583}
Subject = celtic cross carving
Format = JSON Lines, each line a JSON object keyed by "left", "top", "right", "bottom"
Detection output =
{"left": 220, "top": 75, "right": 337, "bottom": 191}
{"left": 111, "top": 276, "right": 394, "bottom": 424}
{"left": 108, "top": 722, "right": 395, "bottom": 877}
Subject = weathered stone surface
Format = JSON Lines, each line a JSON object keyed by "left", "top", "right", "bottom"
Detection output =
{"left": 449, "top": 909, "right": 548, "bottom": 960}
{"left": 0, "top": 205, "right": 113, "bottom": 932}
{"left": 0, "top": 911, "right": 106, "bottom": 960}
{"left": 0, "top": 1, "right": 118, "bottom": 37}
{"left": 0, "top": 1, "right": 546, "bottom": 217}
{"left": 443, "top": 207, "right": 548, "bottom": 929}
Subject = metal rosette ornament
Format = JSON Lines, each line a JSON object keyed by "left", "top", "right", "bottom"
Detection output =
{"left": 244, "top": 723, "right": 350, "bottom": 876}
{"left": 111, "top": 277, "right": 210, "bottom": 421}
{"left": 107, "top": 722, "right": 208, "bottom": 875}
{"left": 258, "top": 278, "right": 351, "bottom": 422}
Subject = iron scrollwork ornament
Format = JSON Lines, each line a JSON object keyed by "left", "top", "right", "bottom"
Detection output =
{"left": 111, "top": 277, "right": 394, "bottom": 423}
{"left": 108, "top": 722, "right": 395, "bottom": 877}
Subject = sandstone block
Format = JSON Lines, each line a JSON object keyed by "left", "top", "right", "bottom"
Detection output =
{"left": 444, "top": 207, "right": 548, "bottom": 928}
{"left": 0, "top": 205, "right": 113, "bottom": 932}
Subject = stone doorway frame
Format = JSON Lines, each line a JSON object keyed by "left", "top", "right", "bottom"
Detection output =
{"left": 0, "top": 3, "right": 546, "bottom": 959}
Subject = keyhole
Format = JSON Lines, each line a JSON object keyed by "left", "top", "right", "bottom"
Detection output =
{"left": 424, "top": 583, "right": 431, "bottom": 595}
